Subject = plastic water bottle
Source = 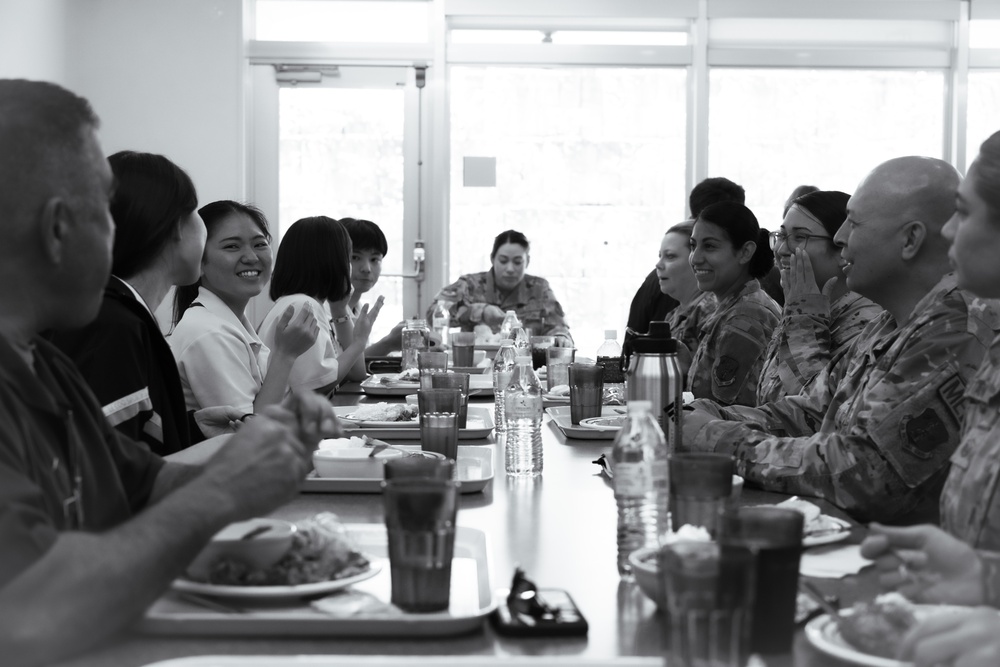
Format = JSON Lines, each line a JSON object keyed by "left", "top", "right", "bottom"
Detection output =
{"left": 401, "top": 318, "right": 430, "bottom": 371}
{"left": 511, "top": 326, "right": 531, "bottom": 357}
{"left": 504, "top": 354, "right": 543, "bottom": 476}
{"left": 596, "top": 329, "right": 626, "bottom": 405}
{"left": 612, "top": 400, "right": 668, "bottom": 577}
{"left": 430, "top": 299, "right": 453, "bottom": 349}
{"left": 492, "top": 338, "right": 517, "bottom": 434}
{"left": 499, "top": 310, "right": 521, "bottom": 341}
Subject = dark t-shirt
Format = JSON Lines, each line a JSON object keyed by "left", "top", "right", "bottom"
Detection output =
{"left": 0, "top": 335, "right": 163, "bottom": 590}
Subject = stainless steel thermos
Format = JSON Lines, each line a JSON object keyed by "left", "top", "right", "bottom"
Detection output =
{"left": 622, "top": 321, "right": 683, "bottom": 452}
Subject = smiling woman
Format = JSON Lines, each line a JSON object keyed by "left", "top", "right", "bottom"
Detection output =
{"left": 168, "top": 201, "right": 319, "bottom": 414}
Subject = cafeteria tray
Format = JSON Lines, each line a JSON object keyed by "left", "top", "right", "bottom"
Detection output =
{"left": 546, "top": 406, "right": 626, "bottom": 440}
{"left": 142, "top": 658, "right": 663, "bottom": 666}
{"left": 334, "top": 405, "right": 495, "bottom": 440}
{"left": 301, "top": 445, "right": 495, "bottom": 494}
{"left": 361, "top": 373, "right": 494, "bottom": 397}
{"left": 140, "top": 525, "right": 496, "bottom": 638}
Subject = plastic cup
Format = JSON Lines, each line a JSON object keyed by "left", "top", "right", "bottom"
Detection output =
{"left": 417, "top": 388, "right": 461, "bottom": 460}
{"left": 382, "top": 478, "right": 459, "bottom": 612}
{"left": 451, "top": 332, "right": 476, "bottom": 367}
{"left": 529, "top": 335, "right": 555, "bottom": 370}
{"left": 569, "top": 363, "right": 604, "bottom": 424}
{"left": 719, "top": 506, "right": 805, "bottom": 655}
{"left": 546, "top": 346, "right": 575, "bottom": 391}
{"left": 418, "top": 351, "right": 449, "bottom": 391}
{"left": 669, "top": 453, "right": 735, "bottom": 536}
{"left": 431, "top": 372, "right": 470, "bottom": 429}
{"left": 384, "top": 455, "right": 455, "bottom": 481}
{"left": 659, "top": 540, "right": 754, "bottom": 667}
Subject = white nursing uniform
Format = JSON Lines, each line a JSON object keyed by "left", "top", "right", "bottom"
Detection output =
{"left": 258, "top": 293, "right": 340, "bottom": 394}
{"left": 168, "top": 287, "right": 270, "bottom": 414}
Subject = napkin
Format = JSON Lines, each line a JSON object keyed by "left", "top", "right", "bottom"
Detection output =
{"left": 799, "top": 543, "right": 873, "bottom": 579}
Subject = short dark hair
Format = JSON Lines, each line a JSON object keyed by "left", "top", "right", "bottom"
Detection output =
{"left": 696, "top": 201, "right": 774, "bottom": 279}
{"left": 270, "top": 216, "right": 352, "bottom": 303}
{"left": 173, "top": 200, "right": 271, "bottom": 324}
{"left": 0, "top": 79, "right": 100, "bottom": 222}
{"left": 789, "top": 190, "right": 850, "bottom": 237}
{"left": 491, "top": 230, "right": 530, "bottom": 261}
{"left": 976, "top": 130, "right": 1000, "bottom": 218}
{"left": 689, "top": 177, "right": 745, "bottom": 219}
{"left": 339, "top": 217, "right": 387, "bottom": 257}
{"left": 107, "top": 151, "right": 198, "bottom": 279}
{"left": 783, "top": 184, "right": 820, "bottom": 216}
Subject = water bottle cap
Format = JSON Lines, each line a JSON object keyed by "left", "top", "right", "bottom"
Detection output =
{"left": 628, "top": 400, "right": 652, "bottom": 413}
{"left": 604, "top": 329, "right": 617, "bottom": 339}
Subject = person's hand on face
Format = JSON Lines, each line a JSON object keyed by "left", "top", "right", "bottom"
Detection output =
{"left": 272, "top": 304, "right": 320, "bottom": 359}
{"left": 482, "top": 305, "right": 506, "bottom": 327}
{"left": 352, "top": 296, "right": 384, "bottom": 343}
{"left": 860, "top": 523, "right": 984, "bottom": 606}
{"left": 898, "top": 607, "right": 1000, "bottom": 667}
{"left": 781, "top": 248, "right": 840, "bottom": 301}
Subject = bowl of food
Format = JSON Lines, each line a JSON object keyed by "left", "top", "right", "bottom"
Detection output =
{"left": 314, "top": 438, "right": 404, "bottom": 478}
{"left": 186, "top": 517, "right": 297, "bottom": 581}
{"left": 629, "top": 546, "right": 664, "bottom": 607}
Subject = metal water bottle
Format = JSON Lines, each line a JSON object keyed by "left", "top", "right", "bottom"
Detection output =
{"left": 623, "top": 321, "right": 683, "bottom": 452}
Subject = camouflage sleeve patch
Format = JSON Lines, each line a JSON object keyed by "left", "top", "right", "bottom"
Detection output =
{"left": 938, "top": 375, "right": 966, "bottom": 423}
{"left": 714, "top": 355, "right": 740, "bottom": 385}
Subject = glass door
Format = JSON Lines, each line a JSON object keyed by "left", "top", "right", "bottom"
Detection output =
{"left": 250, "top": 65, "right": 425, "bottom": 340}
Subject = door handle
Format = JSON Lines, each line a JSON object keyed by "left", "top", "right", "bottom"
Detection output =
{"left": 379, "top": 240, "right": 425, "bottom": 282}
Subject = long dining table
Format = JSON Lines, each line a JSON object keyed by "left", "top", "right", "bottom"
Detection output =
{"left": 56, "top": 381, "right": 878, "bottom": 667}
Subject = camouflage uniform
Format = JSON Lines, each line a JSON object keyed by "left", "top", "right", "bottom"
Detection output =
{"left": 687, "top": 280, "right": 780, "bottom": 407}
{"left": 756, "top": 291, "right": 882, "bottom": 404}
{"left": 666, "top": 291, "right": 717, "bottom": 379}
{"left": 428, "top": 270, "right": 573, "bottom": 344}
{"left": 685, "top": 274, "right": 996, "bottom": 524}
{"left": 941, "top": 330, "right": 1000, "bottom": 549}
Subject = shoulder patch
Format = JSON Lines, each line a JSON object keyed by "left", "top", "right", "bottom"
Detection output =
{"left": 901, "top": 408, "right": 949, "bottom": 457}
{"left": 938, "top": 375, "right": 966, "bottom": 424}
{"left": 714, "top": 355, "right": 740, "bottom": 385}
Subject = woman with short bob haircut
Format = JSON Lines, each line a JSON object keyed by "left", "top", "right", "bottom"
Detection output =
{"left": 170, "top": 201, "right": 319, "bottom": 414}
{"left": 50, "top": 151, "right": 240, "bottom": 455}
{"left": 687, "top": 201, "right": 781, "bottom": 406}
{"left": 258, "top": 216, "right": 382, "bottom": 394}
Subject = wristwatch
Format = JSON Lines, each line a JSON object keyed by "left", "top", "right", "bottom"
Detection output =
{"left": 332, "top": 314, "right": 351, "bottom": 324}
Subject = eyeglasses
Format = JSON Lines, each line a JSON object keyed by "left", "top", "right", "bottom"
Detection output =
{"left": 768, "top": 230, "right": 833, "bottom": 251}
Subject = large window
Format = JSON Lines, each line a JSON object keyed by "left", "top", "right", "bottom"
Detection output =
{"left": 709, "top": 69, "right": 946, "bottom": 229}
{"left": 449, "top": 66, "right": 687, "bottom": 354}
{"left": 967, "top": 73, "right": 1000, "bottom": 164}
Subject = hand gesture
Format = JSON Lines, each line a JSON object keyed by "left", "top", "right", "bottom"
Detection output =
{"left": 552, "top": 334, "right": 573, "bottom": 348}
{"left": 276, "top": 389, "right": 342, "bottom": 447}
{"left": 781, "top": 248, "right": 838, "bottom": 301}
{"left": 482, "top": 305, "right": 506, "bottom": 327}
{"left": 899, "top": 607, "right": 1000, "bottom": 666}
{"left": 273, "top": 304, "right": 320, "bottom": 359}
{"left": 860, "top": 523, "right": 984, "bottom": 605}
{"left": 193, "top": 405, "right": 244, "bottom": 437}
{"left": 353, "top": 296, "right": 384, "bottom": 343}
{"left": 200, "top": 407, "right": 314, "bottom": 519}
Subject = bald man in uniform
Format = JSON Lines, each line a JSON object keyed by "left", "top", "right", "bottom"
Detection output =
{"left": 682, "top": 156, "right": 998, "bottom": 525}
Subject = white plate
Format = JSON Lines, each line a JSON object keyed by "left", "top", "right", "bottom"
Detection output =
{"left": 578, "top": 416, "right": 626, "bottom": 431}
{"left": 172, "top": 561, "right": 381, "bottom": 600}
{"left": 541, "top": 392, "right": 570, "bottom": 403}
{"left": 805, "top": 604, "right": 971, "bottom": 667}
{"left": 450, "top": 366, "right": 489, "bottom": 375}
{"left": 804, "top": 516, "right": 852, "bottom": 547}
{"left": 340, "top": 414, "right": 419, "bottom": 429}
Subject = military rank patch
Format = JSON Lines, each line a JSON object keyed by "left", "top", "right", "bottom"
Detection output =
{"left": 714, "top": 355, "right": 739, "bottom": 385}
{"left": 937, "top": 375, "right": 966, "bottom": 424}
{"left": 902, "top": 408, "right": 949, "bottom": 456}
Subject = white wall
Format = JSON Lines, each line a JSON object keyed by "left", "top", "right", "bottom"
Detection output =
{"left": 64, "top": 0, "right": 246, "bottom": 207}
{"left": 0, "top": 0, "right": 68, "bottom": 83}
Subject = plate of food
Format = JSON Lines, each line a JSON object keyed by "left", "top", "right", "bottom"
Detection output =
{"left": 578, "top": 415, "right": 627, "bottom": 431}
{"left": 334, "top": 405, "right": 496, "bottom": 440}
{"left": 769, "top": 497, "right": 853, "bottom": 547}
{"left": 805, "top": 594, "right": 971, "bottom": 666}
{"left": 340, "top": 402, "right": 419, "bottom": 428}
{"left": 173, "top": 513, "right": 380, "bottom": 600}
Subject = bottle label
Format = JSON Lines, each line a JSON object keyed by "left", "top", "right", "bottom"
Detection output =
{"left": 505, "top": 393, "right": 541, "bottom": 420}
{"left": 596, "top": 356, "right": 625, "bottom": 383}
{"left": 651, "top": 459, "right": 669, "bottom": 493}
{"left": 614, "top": 462, "right": 651, "bottom": 496}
